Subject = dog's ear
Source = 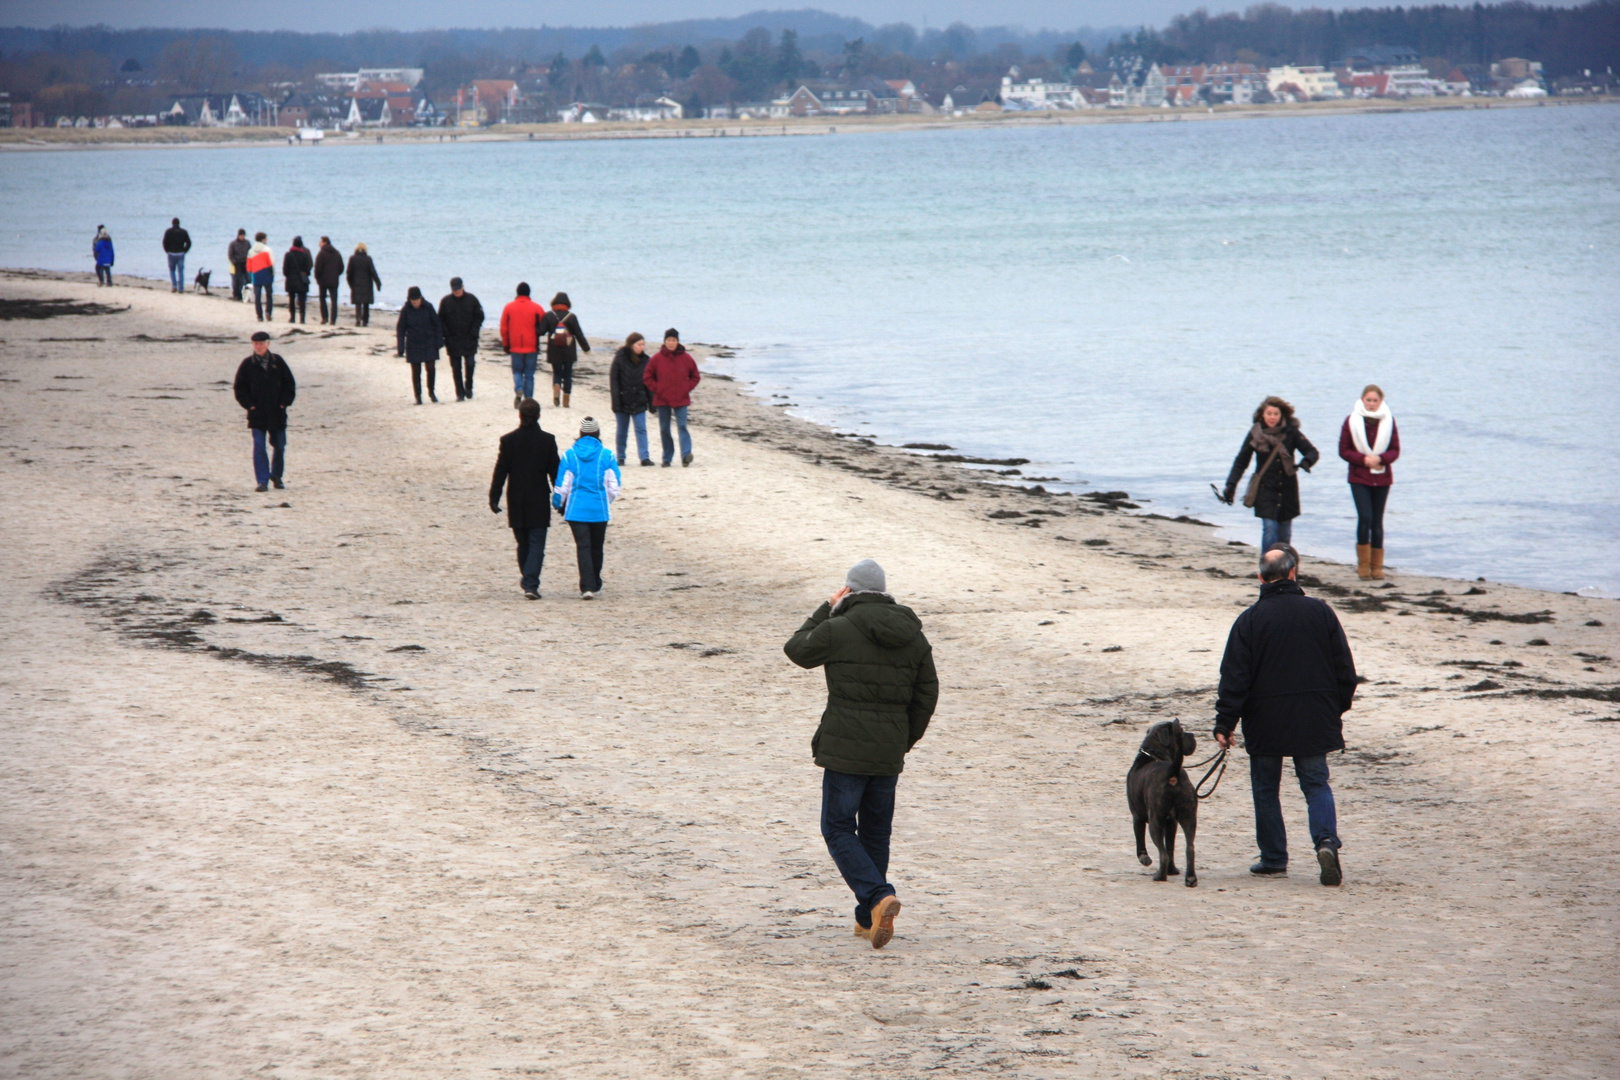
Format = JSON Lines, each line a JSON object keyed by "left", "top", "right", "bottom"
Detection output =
{"left": 1181, "top": 732, "right": 1197, "bottom": 756}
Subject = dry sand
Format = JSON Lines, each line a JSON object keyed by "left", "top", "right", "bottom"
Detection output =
{"left": 1, "top": 270, "right": 1616, "bottom": 1079}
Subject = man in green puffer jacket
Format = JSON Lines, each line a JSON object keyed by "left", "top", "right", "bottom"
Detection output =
{"left": 784, "top": 559, "right": 938, "bottom": 950}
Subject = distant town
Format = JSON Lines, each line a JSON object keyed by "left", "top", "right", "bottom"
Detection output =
{"left": 1, "top": 2, "right": 1615, "bottom": 132}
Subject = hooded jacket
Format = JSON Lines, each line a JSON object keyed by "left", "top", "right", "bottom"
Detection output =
{"left": 643, "top": 345, "right": 701, "bottom": 408}
{"left": 438, "top": 291, "right": 486, "bottom": 354}
{"left": 233, "top": 352, "right": 297, "bottom": 432}
{"left": 396, "top": 301, "right": 443, "bottom": 363}
{"left": 313, "top": 244, "right": 344, "bottom": 288}
{"left": 282, "top": 244, "right": 313, "bottom": 293}
{"left": 93, "top": 232, "right": 115, "bottom": 267}
{"left": 499, "top": 296, "right": 545, "bottom": 354}
{"left": 783, "top": 593, "right": 939, "bottom": 776}
{"left": 553, "top": 436, "right": 621, "bottom": 523}
{"left": 609, "top": 345, "right": 652, "bottom": 414}
{"left": 542, "top": 308, "right": 590, "bottom": 365}
{"left": 246, "top": 241, "right": 275, "bottom": 285}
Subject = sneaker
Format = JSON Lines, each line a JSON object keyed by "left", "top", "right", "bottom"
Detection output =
{"left": 1249, "top": 861, "right": 1288, "bottom": 877}
{"left": 254, "top": 483, "right": 269, "bottom": 492}
{"left": 523, "top": 590, "right": 540, "bottom": 600}
{"left": 1317, "top": 845, "right": 1342, "bottom": 887}
{"left": 869, "top": 895, "right": 901, "bottom": 950}
{"left": 580, "top": 591, "right": 594, "bottom": 600}
{"left": 681, "top": 452, "right": 693, "bottom": 467}
{"left": 640, "top": 459, "right": 654, "bottom": 467}
{"left": 271, "top": 479, "right": 284, "bottom": 489}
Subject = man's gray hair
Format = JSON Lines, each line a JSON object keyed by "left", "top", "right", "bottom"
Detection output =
{"left": 1260, "top": 543, "right": 1298, "bottom": 583}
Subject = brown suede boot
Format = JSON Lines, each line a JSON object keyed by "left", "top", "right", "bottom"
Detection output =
{"left": 562, "top": 392, "right": 571, "bottom": 409}
{"left": 1356, "top": 544, "right": 1372, "bottom": 580}
{"left": 1370, "top": 548, "right": 1386, "bottom": 580}
{"left": 553, "top": 386, "right": 561, "bottom": 407}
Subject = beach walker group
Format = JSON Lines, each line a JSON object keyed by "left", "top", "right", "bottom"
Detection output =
{"left": 205, "top": 214, "right": 1393, "bottom": 951}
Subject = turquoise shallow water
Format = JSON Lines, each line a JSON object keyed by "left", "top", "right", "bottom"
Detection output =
{"left": 3, "top": 105, "right": 1617, "bottom": 594}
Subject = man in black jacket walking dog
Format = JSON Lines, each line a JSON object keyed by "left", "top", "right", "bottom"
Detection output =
{"left": 490, "top": 398, "right": 560, "bottom": 599}
{"left": 232, "top": 330, "right": 296, "bottom": 492}
{"left": 1214, "top": 544, "right": 1356, "bottom": 885}
{"left": 784, "top": 559, "right": 939, "bottom": 949}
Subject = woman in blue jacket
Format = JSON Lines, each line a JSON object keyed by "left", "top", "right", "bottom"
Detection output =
{"left": 553, "top": 416, "right": 622, "bottom": 599}
{"left": 92, "top": 226, "right": 114, "bottom": 286}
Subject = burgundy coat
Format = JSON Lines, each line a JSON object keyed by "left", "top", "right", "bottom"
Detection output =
{"left": 643, "top": 346, "right": 701, "bottom": 408}
{"left": 1338, "top": 415, "right": 1400, "bottom": 487}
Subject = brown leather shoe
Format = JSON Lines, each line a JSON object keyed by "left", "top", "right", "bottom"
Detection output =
{"left": 869, "top": 895, "right": 901, "bottom": 950}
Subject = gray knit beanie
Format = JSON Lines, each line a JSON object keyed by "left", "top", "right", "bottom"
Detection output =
{"left": 579, "top": 416, "right": 600, "bottom": 436}
{"left": 845, "top": 558, "right": 886, "bottom": 594}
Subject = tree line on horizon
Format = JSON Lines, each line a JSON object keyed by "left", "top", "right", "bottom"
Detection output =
{"left": 2, "top": 2, "right": 1615, "bottom": 121}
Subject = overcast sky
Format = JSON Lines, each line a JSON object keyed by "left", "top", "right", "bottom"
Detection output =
{"left": 1, "top": 1, "right": 1257, "bottom": 33}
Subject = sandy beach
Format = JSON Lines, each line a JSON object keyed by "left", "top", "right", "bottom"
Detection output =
{"left": 1, "top": 269, "right": 1617, "bottom": 1079}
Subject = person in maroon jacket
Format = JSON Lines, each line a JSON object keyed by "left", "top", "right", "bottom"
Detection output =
{"left": 1338, "top": 384, "right": 1401, "bottom": 580}
{"left": 642, "top": 328, "right": 701, "bottom": 467}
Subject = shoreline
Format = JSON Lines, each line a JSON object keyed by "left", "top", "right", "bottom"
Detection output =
{"left": 2, "top": 94, "right": 1611, "bottom": 150}
{"left": 3, "top": 268, "right": 1617, "bottom": 1076}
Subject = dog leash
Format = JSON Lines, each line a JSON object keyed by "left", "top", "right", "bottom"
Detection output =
{"left": 1194, "top": 748, "right": 1228, "bottom": 800}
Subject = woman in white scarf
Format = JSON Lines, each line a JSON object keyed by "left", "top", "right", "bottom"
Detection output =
{"left": 1337, "top": 384, "right": 1400, "bottom": 580}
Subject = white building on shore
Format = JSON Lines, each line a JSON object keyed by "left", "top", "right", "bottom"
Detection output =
{"left": 1000, "top": 73, "right": 1083, "bottom": 110}
{"left": 1267, "top": 65, "right": 1342, "bottom": 100}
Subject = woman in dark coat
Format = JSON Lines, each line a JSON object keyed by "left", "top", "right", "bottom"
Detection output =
{"left": 542, "top": 291, "right": 590, "bottom": 409}
{"left": 609, "top": 333, "right": 654, "bottom": 466}
{"left": 282, "top": 237, "right": 314, "bottom": 324}
{"left": 396, "top": 286, "right": 444, "bottom": 404}
{"left": 1221, "top": 395, "right": 1319, "bottom": 562}
{"left": 346, "top": 242, "right": 381, "bottom": 326}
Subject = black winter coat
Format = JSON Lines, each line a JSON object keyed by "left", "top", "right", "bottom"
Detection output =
{"left": 162, "top": 226, "right": 192, "bottom": 254}
{"left": 784, "top": 594, "right": 939, "bottom": 776}
{"left": 609, "top": 346, "right": 651, "bottom": 414}
{"left": 438, "top": 292, "right": 485, "bottom": 354}
{"left": 282, "top": 246, "right": 314, "bottom": 294}
{"left": 490, "top": 422, "right": 560, "bottom": 530}
{"left": 233, "top": 352, "right": 297, "bottom": 432}
{"left": 1214, "top": 581, "right": 1357, "bottom": 757}
{"left": 396, "top": 302, "right": 442, "bottom": 362}
{"left": 346, "top": 252, "right": 380, "bottom": 304}
{"left": 313, "top": 245, "right": 344, "bottom": 287}
{"left": 1224, "top": 421, "right": 1319, "bottom": 521}
{"left": 542, "top": 309, "right": 590, "bottom": 366}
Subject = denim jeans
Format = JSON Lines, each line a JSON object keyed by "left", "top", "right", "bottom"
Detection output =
{"left": 656, "top": 405, "right": 692, "bottom": 464}
{"left": 615, "top": 410, "right": 649, "bottom": 463}
{"left": 514, "top": 526, "right": 547, "bottom": 593}
{"left": 1260, "top": 516, "right": 1293, "bottom": 563}
{"left": 96, "top": 265, "right": 113, "bottom": 286}
{"left": 253, "top": 281, "right": 274, "bottom": 321}
{"left": 167, "top": 252, "right": 186, "bottom": 290}
{"left": 510, "top": 352, "right": 538, "bottom": 398}
{"left": 1249, "top": 754, "right": 1339, "bottom": 868}
{"left": 251, "top": 428, "right": 286, "bottom": 485}
{"left": 821, "top": 769, "right": 899, "bottom": 929}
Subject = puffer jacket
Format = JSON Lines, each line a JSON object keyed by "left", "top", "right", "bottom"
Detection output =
{"left": 246, "top": 241, "right": 275, "bottom": 285}
{"left": 783, "top": 593, "right": 939, "bottom": 776}
{"left": 93, "top": 234, "right": 115, "bottom": 267}
{"left": 609, "top": 346, "right": 651, "bottom": 414}
{"left": 553, "top": 436, "right": 621, "bottom": 522}
{"left": 1223, "top": 421, "right": 1319, "bottom": 522}
{"left": 395, "top": 301, "right": 443, "bottom": 363}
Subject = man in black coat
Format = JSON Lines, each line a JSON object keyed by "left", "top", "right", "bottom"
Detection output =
{"left": 490, "top": 398, "right": 560, "bottom": 599}
{"left": 313, "top": 236, "right": 344, "bottom": 325}
{"left": 1214, "top": 544, "right": 1356, "bottom": 886}
{"left": 232, "top": 330, "right": 297, "bottom": 492}
{"left": 439, "top": 277, "right": 486, "bottom": 402}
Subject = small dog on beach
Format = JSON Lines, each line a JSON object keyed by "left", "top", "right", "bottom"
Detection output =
{"left": 192, "top": 268, "right": 212, "bottom": 295}
{"left": 1127, "top": 718, "right": 1199, "bottom": 887}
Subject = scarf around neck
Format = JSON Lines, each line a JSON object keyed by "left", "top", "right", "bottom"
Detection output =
{"left": 1350, "top": 398, "right": 1392, "bottom": 471}
{"left": 1249, "top": 422, "right": 1296, "bottom": 475}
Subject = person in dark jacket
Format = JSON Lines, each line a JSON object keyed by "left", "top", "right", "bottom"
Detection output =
{"left": 1338, "top": 383, "right": 1401, "bottom": 581}
{"left": 93, "top": 226, "right": 115, "bottom": 286}
{"left": 232, "top": 330, "right": 297, "bottom": 492}
{"left": 609, "top": 333, "right": 654, "bottom": 465}
{"left": 162, "top": 217, "right": 191, "bottom": 293}
{"left": 644, "top": 328, "right": 701, "bottom": 467}
{"left": 1214, "top": 544, "right": 1356, "bottom": 886}
{"left": 346, "top": 242, "right": 380, "bottom": 326}
{"left": 1221, "top": 395, "right": 1319, "bottom": 564}
{"left": 282, "top": 237, "right": 314, "bottom": 324}
{"left": 490, "top": 398, "right": 561, "bottom": 599}
{"left": 541, "top": 292, "right": 589, "bottom": 409}
{"left": 783, "top": 559, "right": 939, "bottom": 950}
{"left": 313, "top": 236, "right": 344, "bottom": 324}
{"left": 396, "top": 286, "right": 443, "bottom": 404}
{"left": 438, "top": 277, "right": 485, "bottom": 402}
{"left": 227, "top": 229, "right": 251, "bottom": 301}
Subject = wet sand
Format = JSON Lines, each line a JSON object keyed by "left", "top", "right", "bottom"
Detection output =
{"left": 1, "top": 269, "right": 1617, "bottom": 1078}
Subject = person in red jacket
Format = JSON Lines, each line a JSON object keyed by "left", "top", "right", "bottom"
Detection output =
{"left": 643, "top": 328, "right": 701, "bottom": 467}
{"left": 499, "top": 282, "right": 546, "bottom": 409}
{"left": 1337, "top": 384, "right": 1401, "bottom": 580}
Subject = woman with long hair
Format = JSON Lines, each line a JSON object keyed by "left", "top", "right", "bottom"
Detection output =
{"left": 346, "top": 242, "right": 381, "bottom": 326}
{"left": 609, "top": 333, "right": 654, "bottom": 466}
{"left": 1338, "top": 384, "right": 1400, "bottom": 579}
{"left": 1221, "top": 395, "right": 1320, "bottom": 562}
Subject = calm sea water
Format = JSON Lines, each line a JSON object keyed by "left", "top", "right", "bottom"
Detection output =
{"left": 3, "top": 106, "right": 1617, "bottom": 594}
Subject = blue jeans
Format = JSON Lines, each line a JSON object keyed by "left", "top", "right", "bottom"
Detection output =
{"left": 251, "top": 428, "right": 286, "bottom": 485}
{"left": 96, "top": 265, "right": 113, "bottom": 285}
{"left": 1249, "top": 754, "right": 1339, "bottom": 868}
{"left": 820, "top": 769, "right": 899, "bottom": 929}
{"left": 1260, "top": 516, "right": 1293, "bottom": 563}
{"left": 253, "top": 281, "right": 274, "bottom": 321}
{"left": 167, "top": 252, "right": 186, "bottom": 290}
{"left": 510, "top": 352, "right": 538, "bottom": 398}
{"left": 615, "top": 411, "right": 649, "bottom": 463}
{"left": 514, "top": 526, "right": 547, "bottom": 593}
{"left": 656, "top": 405, "right": 691, "bottom": 464}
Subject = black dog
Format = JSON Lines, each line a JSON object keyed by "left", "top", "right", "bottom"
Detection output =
{"left": 193, "top": 268, "right": 212, "bottom": 295}
{"left": 1127, "top": 718, "right": 1198, "bottom": 887}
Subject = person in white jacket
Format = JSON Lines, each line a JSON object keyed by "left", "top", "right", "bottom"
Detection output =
{"left": 552, "top": 416, "right": 621, "bottom": 599}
